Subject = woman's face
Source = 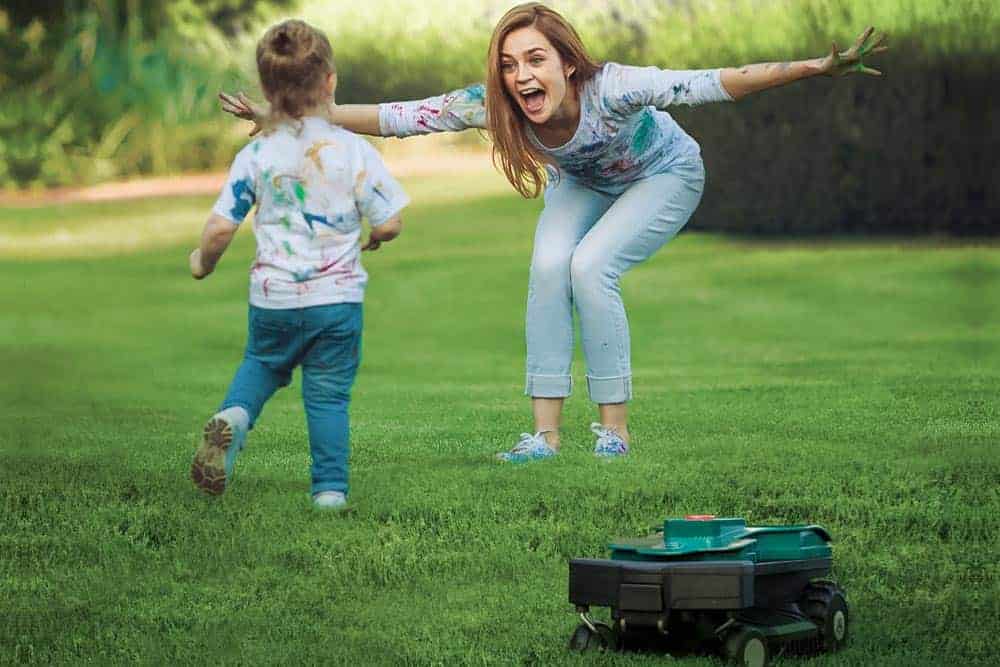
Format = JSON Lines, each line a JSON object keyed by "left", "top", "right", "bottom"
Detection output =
{"left": 499, "top": 26, "right": 575, "bottom": 126}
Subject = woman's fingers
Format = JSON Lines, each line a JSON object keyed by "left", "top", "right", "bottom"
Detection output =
{"left": 871, "top": 32, "right": 889, "bottom": 54}
{"left": 219, "top": 92, "right": 240, "bottom": 113}
{"left": 219, "top": 91, "right": 256, "bottom": 119}
{"left": 858, "top": 65, "right": 882, "bottom": 76}
{"left": 853, "top": 26, "right": 875, "bottom": 52}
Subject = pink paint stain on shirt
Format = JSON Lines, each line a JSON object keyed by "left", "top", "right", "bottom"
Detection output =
{"left": 417, "top": 103, "right": 443, "bottom": 117}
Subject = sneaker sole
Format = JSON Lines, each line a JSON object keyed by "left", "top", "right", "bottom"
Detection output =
{"left": 496, "top": 453, "right": 556, "bottom": 463}
{"left": 313, "top": 501, "right": 350, "bottom": 511}
{"left": 191, "top": 417, "right": 232, "bottom": 496}
{"left": 594, "top": 449, "right": 629, "bottom": 458}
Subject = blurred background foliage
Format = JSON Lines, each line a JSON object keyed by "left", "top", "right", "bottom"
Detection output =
{"left": 0, "top": 0, "right": 995, "bottom": 234}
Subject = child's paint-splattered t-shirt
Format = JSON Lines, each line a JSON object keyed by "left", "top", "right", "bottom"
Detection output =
{"left": 378, "top": 62, "right": 732, "bottom": 194}
{"left": 213, "top": 117, "right": 408, "bottom": 309}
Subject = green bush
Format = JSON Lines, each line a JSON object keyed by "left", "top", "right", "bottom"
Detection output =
{"left": 314, "top": 0, "right": 995, "bottom": 236}
{"left": 676, "top": 41, "right": 995, "bottom": 235}
{"left": 0, "top": 0, "right": 995, "bottom": 235}
{"left": 0, "top": 1, "right": 286, "bottom": 188}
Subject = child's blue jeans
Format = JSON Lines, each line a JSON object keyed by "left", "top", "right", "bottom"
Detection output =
{"left": 220, "top": 302, "right": 362, "bottom": 496}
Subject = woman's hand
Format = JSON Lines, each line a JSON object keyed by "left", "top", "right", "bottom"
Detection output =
{"left": 360, "top": 236, "right": 382, "bottom": 252}
{"left": 819, "top": 27, "right": 888, "bottom": 77}
{"left": 218, "top": 91, "right": 266, "bottom": 136}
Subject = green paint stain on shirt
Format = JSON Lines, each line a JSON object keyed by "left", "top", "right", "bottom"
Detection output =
{"left": 631, "top": 110, "right": 656, "bottom": 155}
{"left": 280, "top": 216, "right": 291, "bottom": 230}
{"left": 283, "top": 240, "right": 295, "bottom": 256}
{"left": 294, "top": 182, "right": 306, "bottom": 206}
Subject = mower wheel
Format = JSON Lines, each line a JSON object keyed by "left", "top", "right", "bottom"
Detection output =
{"left": 724, "top": 628, "right": 770, "bottom": 667}
{"left": 801, "top": 581, "right": 849, "bottom": 653}
{"left": 568, "top": 622, "right": 618, "bottom": 652}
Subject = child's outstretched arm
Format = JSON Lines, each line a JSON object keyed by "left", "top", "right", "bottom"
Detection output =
{"left": 190, "top": 214, "right": 239, "bottom": 279}
{"left": 720, "top": 26, "right": 888, "bottom": 101}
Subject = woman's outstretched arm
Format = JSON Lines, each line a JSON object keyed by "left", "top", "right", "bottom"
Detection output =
{"left": 219, "top": 84, "right": 488, "bottom": 138}
{"left": 218, "top": 93, "right": 383, "bottom": 135}
{"left": 328, "top": 104, "right": 382, "bottom": 135}
{"left": 720, "top": 26, "right": 888, "bottom": 101}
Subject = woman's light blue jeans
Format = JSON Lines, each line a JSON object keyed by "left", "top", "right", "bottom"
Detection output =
{"left": 220, "top": 303, "right": 362, "bottom": 496}
{"left": 525, "top": 161, "right": 705, "bottom": 404}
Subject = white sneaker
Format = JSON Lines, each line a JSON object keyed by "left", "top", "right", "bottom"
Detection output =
{"left": 591, "top": 423, "right": 630, "bottom": 458}
{"left": 190, "top": 407, "right": 249, "bottom": 496}
{"left": 312, "top": 490, "right": 347, "bottom": 510}
{"left": 495, "top": 432, "right": 557, "bottom": 463}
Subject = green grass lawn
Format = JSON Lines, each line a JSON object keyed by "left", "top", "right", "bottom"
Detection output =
{"left": 2, "top": 183, "right": 998, "bottom": 665}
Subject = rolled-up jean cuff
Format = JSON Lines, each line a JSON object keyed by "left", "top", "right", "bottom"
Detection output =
{"left": 525, "top": 373, "right": 572, "bottom": 398}
{"left": 586, "top": 375, "right": 632, "bottom": 404}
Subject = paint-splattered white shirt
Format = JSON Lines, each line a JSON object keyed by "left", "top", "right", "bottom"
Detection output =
{"left": 379, "top": 62, "right": 732, "bottom": 194}
{"left": 213, "top": 117, "right": 409, "bottom": 309}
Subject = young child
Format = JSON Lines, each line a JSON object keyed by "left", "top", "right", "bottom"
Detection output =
{"left": 189, "top": 19, "right": 408, "bottom": 509}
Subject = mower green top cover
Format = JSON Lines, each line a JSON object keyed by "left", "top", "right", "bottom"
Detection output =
{"left": 609, "top": 517, "right": 832, "bottom": 563}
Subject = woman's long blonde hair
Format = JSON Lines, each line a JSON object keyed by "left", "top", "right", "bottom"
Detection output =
{"left": 256, "top": 20, "right": 336, "bottom": 129}
{"left": 486, "top": 3, "right": 601, "bottom": 198}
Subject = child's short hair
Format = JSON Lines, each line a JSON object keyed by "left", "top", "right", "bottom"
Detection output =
{"left": 256, "top": 19, "right": 336, "bottom": 120}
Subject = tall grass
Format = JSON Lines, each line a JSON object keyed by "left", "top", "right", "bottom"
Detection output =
{"left": 308, "top": 0, "right": 997, "bottom": 100}
{"left": 0, "top": 4, "right": 247, "bottom": 188}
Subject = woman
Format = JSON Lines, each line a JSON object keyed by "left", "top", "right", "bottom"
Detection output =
{"left": 221, "top": 3, "right": 886, "bottom": 463}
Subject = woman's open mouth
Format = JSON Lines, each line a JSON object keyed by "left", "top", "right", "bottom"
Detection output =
{"left": 520, "top": 88, "right": 546, "bottom": 114}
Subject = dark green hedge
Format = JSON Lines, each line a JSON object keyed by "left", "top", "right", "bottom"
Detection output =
{"left": 676, "top": 44, "right": 995, "bottom": 235}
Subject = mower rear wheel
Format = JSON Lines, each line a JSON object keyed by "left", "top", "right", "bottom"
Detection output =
{"left": 801, "top": 581, "right": 849, "bottom": 653}
{"left": 568, "top": 622, "right": 618, "bottom": 652}
{"left": 724, "top": 628, "right": 770, "bottom": 667}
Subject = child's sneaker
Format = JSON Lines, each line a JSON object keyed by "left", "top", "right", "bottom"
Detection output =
{"left": 312, "top": 490, "right": 348, "bottom": 510}
{"left": 190, "top": 407, "right": 248, "bottom": 495}
{"left": 591, "top": 423, "right": 629, "bottom": 458}
{"left": 495, "top": 432, "right": 557, "bottom": 463}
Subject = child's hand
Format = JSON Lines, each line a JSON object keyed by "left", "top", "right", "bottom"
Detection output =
{"left": 219, "top": 91, "right": 265, "bottom": 136}
{"left": 190, "top": 249, "right": 210, "bottom": 279}
{"left": 362, "top": 218, "right": 402, "bottom": 252}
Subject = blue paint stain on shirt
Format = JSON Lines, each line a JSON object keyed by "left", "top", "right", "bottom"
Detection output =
{"left": 303, "top": 212, "right": 328, "bottom": 231}
{"left": 292, "top": 268, "right": 315, "bottom": 283}
{"left": 372, "top": 185, "right": 390, "bottom": 204}
{"left": 229, "top": 178, "right": 255, "bottom": 221}
{"left": 464, "top": 83, "right": 486, "bottom": 101}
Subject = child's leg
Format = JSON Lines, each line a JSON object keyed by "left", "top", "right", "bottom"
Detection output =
{"left": 192, "top": 306, "right": 298, "bottom": 495}
{"left": 219, "top": 306, "right": 297, "bottom": 425}
{"left": 219, "top": 358, "right": 291, "bottom": 427}
{"left": 300, "top": 303, "right": 362, "bottom": 497}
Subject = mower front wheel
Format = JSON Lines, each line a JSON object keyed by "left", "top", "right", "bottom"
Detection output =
{"left": 568, "top": 622, "right": 618, "bottom": 652}
{"left": 724, "top": 628, "right": 770, "bottom": 667}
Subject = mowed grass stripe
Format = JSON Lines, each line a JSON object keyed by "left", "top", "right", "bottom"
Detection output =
{"left": 2, "top": 191, "right": 997, "bottom": 664}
